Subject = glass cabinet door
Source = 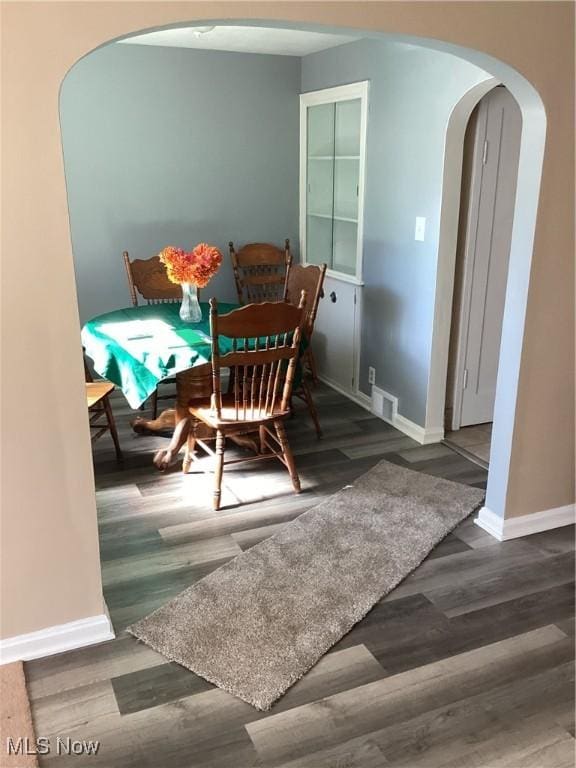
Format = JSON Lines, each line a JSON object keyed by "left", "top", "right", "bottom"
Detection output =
{"left": 334, "top": 98, "right": 361, "bottom": 157}
{"left": 306, "top": 104, "right": 334, "bottom": 268}
{"left": 302, "top": 84, "right": 366, "bottom": 280}
{"left": 333, "top": 98, "right": 361, "bottom": 275}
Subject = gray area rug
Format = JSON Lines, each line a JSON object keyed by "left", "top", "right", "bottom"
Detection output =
{"left": 128, "top": 460, "right": 484, "bottom": 710}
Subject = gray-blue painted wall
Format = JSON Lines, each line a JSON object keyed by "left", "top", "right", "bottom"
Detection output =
{"left": 60, "top": 44, "right": 301, "bottom": 324}
{"left": 302, "top": 40, "right": 489, "bottom": 425}
{"left": 63, "top": 38, "right": 490, "bottom": 428}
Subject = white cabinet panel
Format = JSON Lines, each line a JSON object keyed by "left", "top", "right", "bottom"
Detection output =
{"left": 312, "top": 276, "right": 357, "bottom": 393}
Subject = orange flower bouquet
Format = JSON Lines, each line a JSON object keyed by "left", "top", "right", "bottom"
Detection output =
{"left": 159, "top": 243, "right": 222, "bottom": 323}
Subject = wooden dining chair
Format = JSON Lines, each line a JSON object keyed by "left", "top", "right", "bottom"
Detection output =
{"left": 84, "top": 357, "right": 123, "bottom": 463}
{"left": 229, "top": 239, "right": 292, "bottom": 305}
{"left": 182, "top": 293, "right": 307, "bottom": 511}
{"left": 284, "top": 262, "right": 327, "bottom": 437}
{"left": 123, "top": 251, "right": 182, "bottom": 306}
{"left": 284, "top": 262, "right": 327, "bottom": 384}
{"left": 123, "top": 251, "right": 182, "bottom": 418}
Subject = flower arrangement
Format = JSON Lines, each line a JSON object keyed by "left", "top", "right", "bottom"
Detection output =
{"left": 159, "top": 243, "right": 223, "bottom": 288}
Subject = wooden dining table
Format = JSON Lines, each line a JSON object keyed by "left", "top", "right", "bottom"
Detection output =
{"left": 81, "top": 301, "right": 260, "bottom": 469}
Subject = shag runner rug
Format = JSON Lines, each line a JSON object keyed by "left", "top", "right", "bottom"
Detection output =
{"left": 0, "top": 662, "right": 38, "bottom": 767}
{"left": 128, "top": 459, "right": 484, "bottom": 710}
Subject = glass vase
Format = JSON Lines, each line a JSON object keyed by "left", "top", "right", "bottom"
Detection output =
{"left": 180, "top": 283, "right": 202, "bottom": 323}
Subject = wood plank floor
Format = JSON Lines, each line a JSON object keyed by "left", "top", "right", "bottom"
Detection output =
{"left": 25, "top": 385, "right": 575, "bottom": 767}
{"left": 444, "top": 424, "right": 492, "bottom": 469}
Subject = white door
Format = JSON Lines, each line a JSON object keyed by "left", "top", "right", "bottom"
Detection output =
{"left": 312, "top": 275, "right": 358, "bottom": 394}
{"left": 457, "top": 87, "right": 522, "bottom": 427}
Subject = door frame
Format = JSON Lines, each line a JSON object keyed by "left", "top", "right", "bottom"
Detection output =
{"left": 450, "top": 86, "right": 521, "bottom": 432}
{"left": 425, "top": 78, "right": 500, "bottom": 436}
{"left": 450, "top": 91, "right": 490, "bottom": 431}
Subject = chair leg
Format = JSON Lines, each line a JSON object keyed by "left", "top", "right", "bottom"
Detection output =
{"left": 182, "top": 420, "right": 197, "bottom": 473}
{"left": 259, "top": 425, "right": 267, "bottom": 454}
{"left": 301, "top": 380, "right": 322, "bottom": 439}
{"left": 307, "top": 347, "right": 320, "bottom": 387}
{"left": 274, "top": 419, "right": 301, "bottom": 494}
{"left": 102, "top": 395, "right": 123, "bottom": 464}
{"left": 213, "top": 430, "right": 225, "bottom": 511}
{"left": 151, "top": 388, "right": 158, "bottom": 419}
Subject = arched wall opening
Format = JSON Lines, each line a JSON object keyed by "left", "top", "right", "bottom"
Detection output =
{"left": 60, "top": 19, "right": 546, "bottom": 531}
{"left": 426, "top": 77, "right": 501, "bottom": 441}
{"left": 423, "top": 56, "right": 546, "bottom": 534}
{"left": 6, "top": 3, "right": 571, "bottom": 650}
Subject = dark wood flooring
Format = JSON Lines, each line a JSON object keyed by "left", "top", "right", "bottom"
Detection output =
{"left": 26, "top": 385, "right": 575, "bottom": 767}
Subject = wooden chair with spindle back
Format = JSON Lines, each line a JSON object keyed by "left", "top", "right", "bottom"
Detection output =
{"left": 283, "top": 262, "right": 327, "bottom": 437}
{"left": 123, "top": 251, "right": 183, "bottom": 418}
{"left": 229, "top": 239, "right": 292, "bottom": 305}
{"left": 84, "top": 355, "right": 123, "bottom": 464}
{"left": 182, "top": 293, "right": 307, "bottom": 511}
{"left": 123, "top": 252, "right": 183, "bottom": 306}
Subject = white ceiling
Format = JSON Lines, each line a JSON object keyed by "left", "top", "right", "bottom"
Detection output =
{"left": 118, "top": 25, "right": 360, "bottom": 57}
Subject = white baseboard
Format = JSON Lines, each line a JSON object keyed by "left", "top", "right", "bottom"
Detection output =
{"left": 369, "top": 384, "right": 443, "bottom": 444}
{"left": 393, "top": 413, "right": 444, "bottom": 445}
{"left": 317, "top": 375, "right": 372, "bottom": 411}
{"left": 317, "top": 376, "right": 444, "bottom": 445}
{"left": 0, "top": 612, "right": 115, "bottom": 665}
{"left": 475, "top": 503, "right": 576, "bottom": 541}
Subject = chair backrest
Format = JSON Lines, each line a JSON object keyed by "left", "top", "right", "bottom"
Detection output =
{"left": 284, "top": 262, "right": 327, "bottom": 337}
{"left": 209, "top": 293, "right": 307, "bottom": 421}
{"left": 123, "top": 251, "right": 182, "bottom": 306}
{"left": 229, "top": 239, "right": 292, "bottom": 305}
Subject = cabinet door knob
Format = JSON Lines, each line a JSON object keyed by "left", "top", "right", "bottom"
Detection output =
{"left": 330, "top": 291, "right": 337, "bottom": 303}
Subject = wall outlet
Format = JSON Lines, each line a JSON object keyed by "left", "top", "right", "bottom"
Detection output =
{"left": 368, "top": 366, "right": 376, "bottom": 385}
{"left": 415, "top": 216, "right": 426, "bottom": 241}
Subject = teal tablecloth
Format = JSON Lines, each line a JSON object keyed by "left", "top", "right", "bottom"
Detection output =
{"left": 81, "top": 302, "right": 238, "bottom": 409}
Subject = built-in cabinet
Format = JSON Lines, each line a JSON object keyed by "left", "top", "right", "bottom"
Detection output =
{"left": 300, "top": 81, "right": 368, "bottom": 280}
{"left": 300, "top": 81, "right": 368, "bottom": 395}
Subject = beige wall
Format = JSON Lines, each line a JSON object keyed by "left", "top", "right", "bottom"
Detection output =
{"left": 1, "top": 2, "right": 574, "bottom": 639}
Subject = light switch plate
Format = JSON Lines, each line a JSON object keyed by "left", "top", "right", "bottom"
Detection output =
{"left": 415, "top": 216, "right": 426, "bottom": 241}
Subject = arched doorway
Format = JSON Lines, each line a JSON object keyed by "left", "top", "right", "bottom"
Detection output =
{"left": 444, "top": 87, "right": 522, "bottom": 466}
{"left": 61, "top": 20, "right": 546, "bottom": 537}
{"left": 6, "top": 3, "right": 568, "bottom": 659}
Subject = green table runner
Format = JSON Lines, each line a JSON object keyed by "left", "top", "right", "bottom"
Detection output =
{"left": 81, "top": 302, "right": 238, "bottom": 409}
